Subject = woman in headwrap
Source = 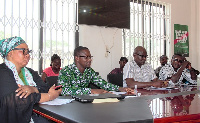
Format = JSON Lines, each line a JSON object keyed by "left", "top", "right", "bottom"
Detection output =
{"left": 0, "top": 36, "right": 62, "bottom": 123}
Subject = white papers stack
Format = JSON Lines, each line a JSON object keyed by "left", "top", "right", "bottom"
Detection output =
{"left": 41, "top": 98, "right": 74, "bottom": 105}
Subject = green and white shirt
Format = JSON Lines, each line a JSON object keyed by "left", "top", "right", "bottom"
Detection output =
{"left": 58, "top": 63, "right": 119, "bottom": 95}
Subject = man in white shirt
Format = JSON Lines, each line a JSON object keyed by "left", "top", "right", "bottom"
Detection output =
{"left": 154, "top": 55, "right": 168, "bottom": 78}
{"left": 159, "top": 54, "right": 197, "bottom": 86}
{"left": 123, "top": 46, "right": 167, "bottom": 88}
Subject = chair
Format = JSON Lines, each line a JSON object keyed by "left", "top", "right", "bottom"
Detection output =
{"left": 107, "top": 73, "right": 123, "bottom": 87}
{"left": 88, "top": 83, "right": 101, "bottom": 89}
{"left": 46, "top": 76, "right": 58, "bottom": 87}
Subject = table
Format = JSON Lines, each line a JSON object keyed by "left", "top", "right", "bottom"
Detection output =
{"left": 132, "top": 85, "right": 200, "bottom": 123}
{"left": 34, "top": 97, "right": 153, "bottom": 123}
{"left": 34, "top": 85, "right": 200, "bottom": 123}
{"left": 141, "top": 86, "right": 200, "bottom": 123}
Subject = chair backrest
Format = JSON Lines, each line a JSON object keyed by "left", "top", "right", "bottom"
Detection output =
{"left": 88, "top": 83, "right": 101, "bottom": 89}
{"left": 107, "top": 73, "right": 123, "bottom": 87}
{"left": 46, "top": 76, "right": 58, "bottom": 87}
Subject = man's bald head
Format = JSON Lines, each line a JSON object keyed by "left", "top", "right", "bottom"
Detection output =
{"left": 133, "top": 46, "right": 147, "bottom": 67}
{"left": 133, "top": 46, "right": 147, "bottom": 55}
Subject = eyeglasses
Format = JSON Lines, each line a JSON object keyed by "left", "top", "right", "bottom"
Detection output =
{"left": 79, "top": 56, "right": 93, "bottom": 60}
{"left": 13, "top": 48, "right": 32, "bottom": 55}
{"left": 136, "top": 54, "right": 148, "bottom": 58}
{"left": 172, "top": 58, "right": 183, "bottom": 63}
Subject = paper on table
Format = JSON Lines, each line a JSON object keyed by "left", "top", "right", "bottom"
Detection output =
{"left": 109, "top": 91, "right": 126, "bottom": 95}
{"left": 149, "top": 86, "right": 178, "bottom": 90}
{"left": 125, "top": 95, "right": 137, "bottom": 98}
{"left": 41, "top": 98, "right": 74, "bottom": 105}
{"left": 109, "top": 91, "right": 136, "bottom": 98}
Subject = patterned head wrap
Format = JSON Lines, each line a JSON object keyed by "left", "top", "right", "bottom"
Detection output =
{"left": 0, "top": 36, "right": 26, "bottom": 58}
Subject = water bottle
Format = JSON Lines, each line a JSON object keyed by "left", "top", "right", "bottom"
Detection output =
{"left": 197, "top": 75, "right": 200, "bottom": 90}
{"left": 134, "top": 85, "right": 138, "bottom": 96}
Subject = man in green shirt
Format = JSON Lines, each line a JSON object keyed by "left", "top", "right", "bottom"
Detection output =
{"left": 58, "top": 46, "right": 133, "bottom": 95}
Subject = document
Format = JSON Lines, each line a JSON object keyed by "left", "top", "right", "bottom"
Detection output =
{"left": 109, "top": 91, "right": 137, "bottom": 98}
{"left": 109, "top": 91, "right": 126, "bottom": 95}
{"left": 148, "top": 86, "right": 178, "bottom": 90}
{"left": 92, "top": 98, "right": 120, "bottom": 103}
{"left": 41, "top": 98, "right": 74, "bottom": 105}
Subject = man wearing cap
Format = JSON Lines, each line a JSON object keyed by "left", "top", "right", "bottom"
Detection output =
{"left": 159, "top": 54, "right": 197, "bottom": 86}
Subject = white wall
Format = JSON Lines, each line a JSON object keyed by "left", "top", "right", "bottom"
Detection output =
{"left": 79, "top": 25, "right": 122, "bottom": 80}
{"left": 79, "top": 0, "right": 200, "bottom": 80}
{"left": 197, "top": 0, "right": 200, "bottom": 72}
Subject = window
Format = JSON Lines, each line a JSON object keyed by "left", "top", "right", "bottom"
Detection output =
{"left": 123, "top": 0, "right": 171, "bottom": 117}
{"left": 0, "top": 0, "right": 76, "bottom": 74}
{"left": 122, "top": 0, "right": 171, "bottom": 69}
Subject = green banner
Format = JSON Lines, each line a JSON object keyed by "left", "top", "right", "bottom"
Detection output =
{"left": 174, "top": 24, "right": 189, "bottom": 57}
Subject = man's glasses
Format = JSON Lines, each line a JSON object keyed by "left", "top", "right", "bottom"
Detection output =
{"left": 13, "top": 48, "right": 32, "bottom": 55}
{"left": 172, "top": 58, "right": 183, "bottom": 63}
{"left": 136, "top": 54, "right": 148, "bottom": 58}
{"left": 79, "top": 56, "right": 93, "bottom": 60}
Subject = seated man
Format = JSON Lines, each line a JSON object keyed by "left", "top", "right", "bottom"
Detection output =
{"left": 58, "top": 46, "right": 134, "bottom": 95}
{"left": 155, "top": 55, "right": 168, "bottom": 78}
{"left": 123, "top": 46, "right": 167, "bottom": 88}
{"left": 182, "top": 56, "right": 199, "bottom": 84}
{"left": 109, "top": 57, "right": 128, "bottom": 74}
{"left": 159, "top": 54, "right": 197, "bottom": 86}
